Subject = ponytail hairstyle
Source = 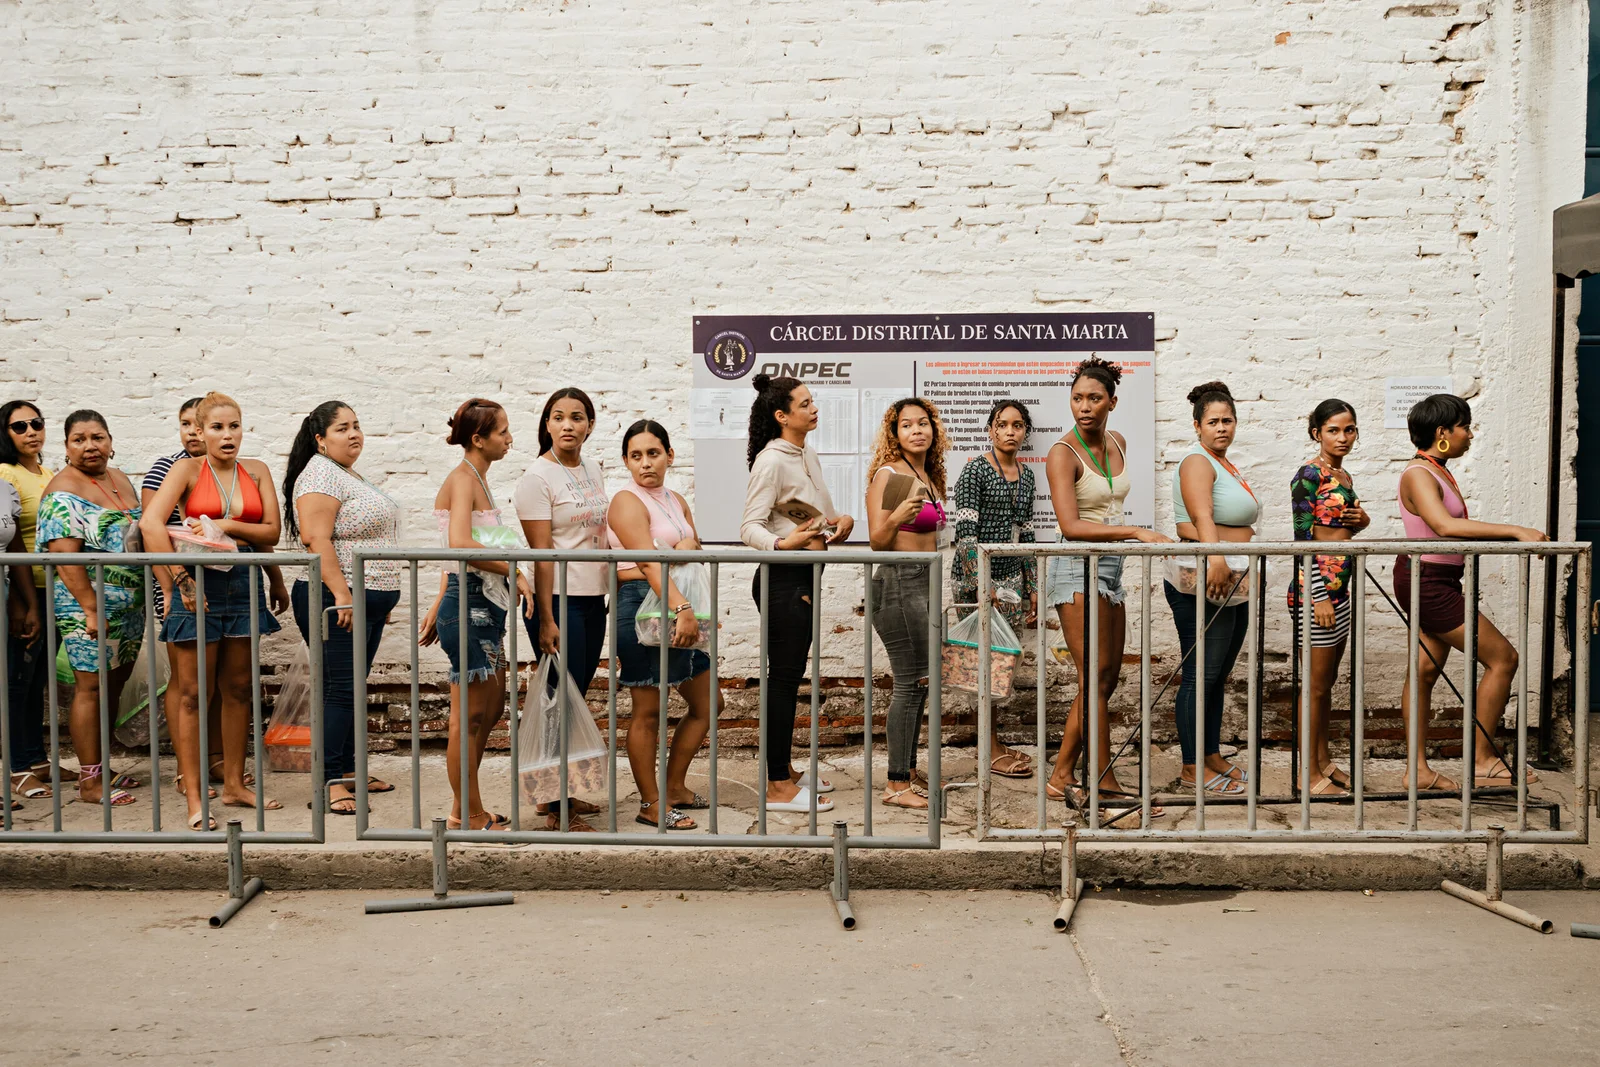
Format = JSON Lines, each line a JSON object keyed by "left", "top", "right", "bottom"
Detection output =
{"left": 1071, "top": 355, "right": 1123, "bottom": 396}
{"left": 196, "top": 391, "right": 241, "bottom": 425}
{"left": 746, "top": 373, "right": 803, "bottom": 469}
{"left": 1307, "top": 398, "right": 1357, "bottom": 441}
{"left": 283, "top": 400, "right": 352, "bottom": 539}
{"left": 1187, "top": 380, "right": 1235, "bottom": 421}
{"left": 868, "top": 397, "right": 950, "bottom": 498}
{"left": 537, "top": 387, "right": 596, "bottom": 456}
{"left": 445, "top": 398, "right": 504, "bottom": 449}
{"left": 986, "top": 398, "right": 1034, "bottom": 438}
{"left": 622, "top": 419, "right": 672, "bottom": 456}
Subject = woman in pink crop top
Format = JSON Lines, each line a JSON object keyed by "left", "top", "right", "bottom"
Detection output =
{"left": 607, "top": 420, "right": 714, "bottom": 830}
{"left": 864, "top": 398, "right": 950, "bottom": 813}
{"left": 1395, "top": 394, "right": 1545, "bottom": 793}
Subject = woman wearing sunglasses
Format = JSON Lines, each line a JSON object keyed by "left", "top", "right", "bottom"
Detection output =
{"left": 1, "top": 402, "right": 53, "bottom": 802}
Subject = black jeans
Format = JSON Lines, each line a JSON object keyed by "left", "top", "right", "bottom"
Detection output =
{"left": 523, "top": 594, "right": 608, "bottom": 698}
{"left": 1164, "top": 582, "right": 1249, "bottom": 766}
{"left": 752, "top": 563, "right": 820, "bottom": 784}
{"left": 291, "top": 581, "right": 401, "bottom": 780}
{"left": 6, "top": 628, "right": 48, "bottom": 773}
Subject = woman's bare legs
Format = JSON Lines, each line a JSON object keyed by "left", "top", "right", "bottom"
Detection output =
{"left": 626, "top": 672, "right": 712, "bottom": 824}
{"left": 168, "top": 639, "right": 220, "bottom": 821}
{"left": 1048, "top": 596, "right": 1127, "bottom": 795}
{"left": 1301, "top": 642, "right": 1348, "bottom": 789}
{"left": 68, "top": 662, "right": 135, "bottom": 803}
{"left": 1401, "top": 613, "right": 1519, "bottom": 789}
{"left": 217, "top": 636, "right": 279, "bottom": 809}
{"left": 445, "top": 669, "right": 505, "bottom": 827}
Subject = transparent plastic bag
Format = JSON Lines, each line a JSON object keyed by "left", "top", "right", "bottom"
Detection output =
{"left": 1163, "top": 554, "right": 1252, "bottom": 607}
{"left": 1047, "top": 623, "right": 1072, "bottom": 666}
{"left": 114, "top": 642, "right": 170, "bottom": 749}
{"left": 635, "top": 561, "right": 713, "bottom": 651}
{"left": 168, "top": 517, "right": 239, "bottom": 571}
{"left": 942, "top": 606, "right": 1023, "bottom": 698}
{"left": 518, "top": 654, "right": 607, "bottom": 803}
{"left": 264, "top": 644, "right": 314, "bottom": 772}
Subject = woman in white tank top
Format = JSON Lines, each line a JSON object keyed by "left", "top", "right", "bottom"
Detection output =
{"left": 1043, "top": 358, "right": 1171, "bottom": 816}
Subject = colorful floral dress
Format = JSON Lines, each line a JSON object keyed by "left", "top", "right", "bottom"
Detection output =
{"left": 37, "top": 493, "right": 146, "bottom": 671}
{"left": 1287, "top": 461, "right": 1357, "bottom": 610}
{"left": 951, "top": 455, "right": 1037, "bottom": 631}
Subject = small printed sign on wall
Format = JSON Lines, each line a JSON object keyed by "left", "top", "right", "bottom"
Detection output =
{"left": 1384, "top": 377, "right": 1453, "bottom": 429}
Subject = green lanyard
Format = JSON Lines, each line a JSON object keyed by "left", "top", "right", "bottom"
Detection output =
{"left": 1073, "top": 426, "right": 1114, "bottom": 495}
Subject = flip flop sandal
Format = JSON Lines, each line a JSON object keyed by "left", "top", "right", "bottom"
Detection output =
{"left": 1190, "top": 771, "right": 1245, "bottom": 796}
{"left": 364, "top": 777, "right": 397, "bottom": 793}
{"left": 1477, "top": 761, "right": 1538, "bottom": 786}
{"left": 308, "top": 796, "right": 362, "bottom": 816}
{"left": 1414, "top": 770, "right": 1459, "bottom": 792}
{"left": 9, "top": 771, "right": 51, "bottom": 799}
{"left": 989, "top": 752, "right": 1034, "bottom": 779}
{"left": 448, "top": 811, "right": 512, "bottom": 831}
{"left": 636, "top": 802, "right": 695, "bottom": 830}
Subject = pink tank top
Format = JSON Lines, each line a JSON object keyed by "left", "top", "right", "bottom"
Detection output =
{"left": 1398, "top": 464, "right": 1466, "bottom": 565}
{"left": 607, "top": 482, "right": 693, "bottom": 580}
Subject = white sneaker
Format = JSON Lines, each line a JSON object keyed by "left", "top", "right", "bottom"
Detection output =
{"left": 767, "top": 786, "right": 834, "bottom": 813}
{"left": 795, "top": 771, "right": 834, "bottom": 794}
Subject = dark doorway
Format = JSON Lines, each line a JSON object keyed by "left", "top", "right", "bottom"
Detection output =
{"left": 1577, "top": 5, "right": 1600, "bottom": 710}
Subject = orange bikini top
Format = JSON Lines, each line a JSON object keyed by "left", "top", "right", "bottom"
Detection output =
{"left": 185, "top": 460, "right": 264, "bottom": 523}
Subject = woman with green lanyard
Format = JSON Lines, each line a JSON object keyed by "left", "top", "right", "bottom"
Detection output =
{"left": 1043, "top": 357, "right": 1171, "bottom": 811}
{"left": 950, "top": 399, "right": 1038, "bottom": 780}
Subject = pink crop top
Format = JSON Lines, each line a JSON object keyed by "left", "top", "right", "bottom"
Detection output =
{"left": 900, "top": 498, "right": 947, "bottom": 534}
{"left": 1398, "top": 464, "right": 1467, "bottom": 565}
{"left": 607, "top": 482, "right": 693, "bottom": 580}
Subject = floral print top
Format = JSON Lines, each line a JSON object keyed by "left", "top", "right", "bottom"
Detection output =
{"left": 951, "top": 454, "right": 1036, "bottom": 631}
{"left": 1287, "top": 461, "right": 1357, "bottom": 608}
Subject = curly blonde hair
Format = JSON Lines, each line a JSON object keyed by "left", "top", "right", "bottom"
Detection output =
{"left": 868, "top": 397, "right": 949, "bottom": 498}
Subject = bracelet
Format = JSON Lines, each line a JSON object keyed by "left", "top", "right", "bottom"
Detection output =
{"left": 672, "top": 603, "right": 693, "bottom": 615}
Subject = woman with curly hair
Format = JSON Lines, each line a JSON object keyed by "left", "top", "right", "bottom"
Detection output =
{"left": 949, "top": 399, "right": 1038, "bottom": 781}
{"left": 864, "top": 397, "right": 948, "bottom": 810}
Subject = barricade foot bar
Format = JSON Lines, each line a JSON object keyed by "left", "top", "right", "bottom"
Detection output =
{"left": 831, "top": 820, "right": 855, "bottom": 929}
{"left": 1055, "top": 878, "right": 1086, "bottom": 932}
{"left": 1440, "top": 880, "right": 1553, "bottom": 933}
{"left": 210, "top": 877, "right": 264, "bottom": 928}
{"left": 1569, "top": 922, "right": 1600, "bottom": 939}
{"left": 364, "top": 817, "right": 518, "bottom": 916}
{"left": 210, "top": 824, "right": 265, "bottom": 928}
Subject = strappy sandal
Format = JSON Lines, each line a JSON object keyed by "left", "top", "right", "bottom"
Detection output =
{"left": 670, "top": 792, "right": 709, "bottom": 810}
{"left": 536, "top": 797, "right": 603, "bottom": 816}
{"left": 544, "top": 812, "right": 596, "bottom": 832}
{"left": 1180, "top": 771, "right": 1245, "bottom": 796}
{"left": 78, "top": 763, "right": 135, "bottom": 807}
{"left": 882, "top": 782, "right": 930, "bottom": 809}
{"left": 9, "top": 770, "right": 51, "bottom": 799}
{"left": 636, "top": 801, "right": 695, "bottom": 830}
{"left": 989, "top": 750, "right": 1034, "bottom": 779}
{"left": 447, "top": 810, "right": 511, "bottom": 831}
{"left": 1410, "top": 769, "right": 1459, "bottom": 793}
{"left": 1051, "top": 781, "right": 1165, "bottom": 819}
{"left": 1476, "top": 759, "right": 1538, "bottom": 786}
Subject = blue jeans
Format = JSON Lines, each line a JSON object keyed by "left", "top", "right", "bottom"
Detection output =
{"left": 1164, "top": 582, "right": 1249, "bottom": 766}
{"left": 614, "top": 580, "right": 708, "bottom": 688}
{"left": 6, "top": 628, "right": 48, "bottom": 772}
{"left": 525, "top": 594, "right": 607, "bottom": 698}
{"left": 291, "top": 581, "right": 401, "bottom": 780}
{"left": 436, "top": 573, "right": 507, "bottom": 685}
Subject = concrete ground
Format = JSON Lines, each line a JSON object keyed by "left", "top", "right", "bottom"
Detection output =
{"left": 1, "top": 888, "right": 1596, "bottom": 1066}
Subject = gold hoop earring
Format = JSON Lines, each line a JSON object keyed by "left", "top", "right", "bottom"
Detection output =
{"left": 317, "top": 446, "right": 327, "bottom": 456}
{"left": 1436, "top": 440, "right": 1450, "bottom": 456}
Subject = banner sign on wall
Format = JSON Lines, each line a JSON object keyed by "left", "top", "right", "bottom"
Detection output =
{"left": 691, "top": 313, "right": 1156, "bottom": 544}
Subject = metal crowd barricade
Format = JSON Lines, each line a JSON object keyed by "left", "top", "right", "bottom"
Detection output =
{"left": 0, "top": 551, "right": 323, "bottom": 926}
{"left": 352, "top": 546, "right": 942, "bottom": 925}
{"left": 975, "top": 540, "right": 1591, "bottom": 932}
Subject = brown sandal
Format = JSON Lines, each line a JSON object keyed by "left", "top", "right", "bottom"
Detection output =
{"left": 882, "top": 783, "right": 930, "bottom": 810}
{"left": 989, "top": 750, "right": 1034, "bottom": 779}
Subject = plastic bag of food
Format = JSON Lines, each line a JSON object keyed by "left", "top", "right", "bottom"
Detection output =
{"left": 634, "top": 561, "right": 713, "bottom": 651}
{"left": 942, "top": 606, "right": 1023, "bottom": 699}
{"left": 167, "top": 517, "right": 239, "bottom": 571}
{"left": 264, "top": 644, "right": 314, "bottom": 772}
{"left": 518, "top": 654, "right": 607, "bottom": 803}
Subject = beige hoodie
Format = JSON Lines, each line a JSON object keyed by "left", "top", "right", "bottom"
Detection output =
{"left": 740, "top": 438, "right": 838, "bottom": 551}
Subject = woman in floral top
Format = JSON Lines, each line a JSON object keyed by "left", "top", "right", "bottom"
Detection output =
{"left": 950, "top": 399, "right": 1037, "bottom": 779}
{"left": 1287, "top": 399, "right": 1370, "bottom": 796}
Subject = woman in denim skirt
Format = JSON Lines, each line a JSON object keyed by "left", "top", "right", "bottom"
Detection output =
{"left": 142, "top": 392, "right": 291, "bottom": 829}
{"left": 607, "top": 421, "right": 713, "bottom": 830}
{"left": 418, "top": 399, "right": 532, "bottom": 832}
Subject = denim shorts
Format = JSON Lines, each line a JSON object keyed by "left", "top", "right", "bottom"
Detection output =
{"left": 436, "top": 572, "right": 507, "bottom": 685}
{"left": 614, "top": 579, "right": 709, "bottom": 688}
{"left": 159, "top": 558, "right": 282, "bottom": 644}
{"left": 1045, "top": 552, "right": 1125, "bottom": 608}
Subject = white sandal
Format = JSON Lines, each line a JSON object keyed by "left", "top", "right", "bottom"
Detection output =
{"left": 766, "top": 786, "right": 833, "bottom": 813}
{"left": 9, "top": 771, "right": 51, "bottom": 799}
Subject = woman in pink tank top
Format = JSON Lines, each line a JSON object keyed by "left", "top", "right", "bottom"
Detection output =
{"left": 1395, "top": 394, "right": 1545, "bottom": 794}
{"left": 607, "top": 420, "right": 713, "bottom": 830}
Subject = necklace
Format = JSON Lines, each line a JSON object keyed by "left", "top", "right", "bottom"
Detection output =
{"left": 1412, "top": 451, "right": 1466, "bottom": 514}
{"left": 205, "top": 459, "right": 240, "bottom": 518}
{"left": 638, "top": 482, "right": 690, "bottom": 542}
{"left": 1203, "top": 446, "right": 1257, "bottom": 501}
{"left": 462, "top": 459, "right": 496, "bottom": 510}
{"left": 83, "top": 471, "right": 128, "bottom": 511}
{"left": 1073, "top": 426, "right": 1114, "bottom": 495}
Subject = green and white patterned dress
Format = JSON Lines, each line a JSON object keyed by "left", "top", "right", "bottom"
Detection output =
{"left": 37, "top": 493, "right": 146, "bottom": 672}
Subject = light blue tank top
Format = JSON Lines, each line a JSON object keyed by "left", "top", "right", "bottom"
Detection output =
{"left": 1172, "top": 446, "right": 1259, "bottom": 527}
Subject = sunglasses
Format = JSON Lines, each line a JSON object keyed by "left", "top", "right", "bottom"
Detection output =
{"left": 7, "top": 418, "right": 44, "bottom": 434}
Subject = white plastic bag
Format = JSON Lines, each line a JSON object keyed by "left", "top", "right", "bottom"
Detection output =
{"left": 114, "top": 642, "right": 170, "bottom": 748}
{"left": 635, "top": 561, "right": 713, "bottom": 651}
{"left": 264, "top": 644, "right": 314, "bottom": 772}
{"left": 942, "top": 606, "right": 1024, "bottom": 698}
{"left": 518, "top": 654, "right": 607, "bottom": 803}
{"left": 168, "top": 517, "right": 239, "bottom": 572}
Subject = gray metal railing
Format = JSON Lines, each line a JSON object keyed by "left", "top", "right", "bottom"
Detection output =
{"left": 975, "top": 539, "right": 1590, "bottom": 845}
{"left": 349, "top": 547, "right": 942, "bottom": 917}
{"left": 0, "top": 551, "right": 324, "bottom": 844}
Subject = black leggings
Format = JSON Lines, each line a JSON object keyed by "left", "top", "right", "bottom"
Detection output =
{"left": 752, "top": 563, "right": 820, "bottom": 783}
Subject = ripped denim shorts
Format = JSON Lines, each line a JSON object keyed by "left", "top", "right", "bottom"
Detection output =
{"left": 436, "top": 572, "right": 508, "bottom": 685}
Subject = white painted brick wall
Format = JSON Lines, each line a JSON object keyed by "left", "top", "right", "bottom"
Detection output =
{"left": 0, "top": 1, "right": 1587, "bottom": 696}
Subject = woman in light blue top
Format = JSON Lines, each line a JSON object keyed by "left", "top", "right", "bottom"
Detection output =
{"left": 1166, "top": 381, "right": 1259, "bottom": 795}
